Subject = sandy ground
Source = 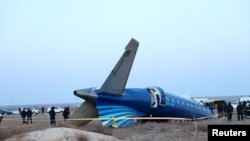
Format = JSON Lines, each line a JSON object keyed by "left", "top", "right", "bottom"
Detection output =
{"left": 4, "top": 127, "right": 124, "bottom": 141}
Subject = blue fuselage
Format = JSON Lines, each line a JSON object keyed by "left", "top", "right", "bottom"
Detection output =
{"left": 95, "top": 87, "right": 212, "bottom": 120}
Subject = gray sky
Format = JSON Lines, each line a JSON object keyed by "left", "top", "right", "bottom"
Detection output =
{"left": 1, "top": 0, "right": 250, "bottom": 106}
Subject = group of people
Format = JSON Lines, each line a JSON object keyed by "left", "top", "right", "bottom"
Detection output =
{"left": 48, "top": 106, "right": 70, "bottom": 126}
{"left": 20, "top": 108, "right": 33, "bottom": 124}
{"left": 217, "top": 100, "right": 250, "bottom": 121}
{"left": 19, "top": 106, "right": 71, "bottom": 126}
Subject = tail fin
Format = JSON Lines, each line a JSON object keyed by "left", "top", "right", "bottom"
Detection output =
{"left": 99, "top": 38, "right": 139, "bottom": 95}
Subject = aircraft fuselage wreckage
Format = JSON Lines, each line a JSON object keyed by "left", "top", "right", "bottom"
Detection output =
{"left": 70, "top": 38, "right": 213, "bottom": 127}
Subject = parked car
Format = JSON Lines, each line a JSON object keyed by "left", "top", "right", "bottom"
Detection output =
{"left": 29, "top": 107, "right": 40, "bottom": 114}
{"left": 47, "top": 106, "right": 64, "bottom": 113}
{"left": 18, "top": 107, "right": 40, "bottom": 114}
{"left": 0, "top": 109, "right": 13, "bottom": 115}
{"left": 11, "top": 109, "right": 20, "bottom": 115}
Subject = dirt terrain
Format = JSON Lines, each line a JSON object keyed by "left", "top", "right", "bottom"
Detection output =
{"left": 0, "top": 108, "right": 249, "bottom": 141}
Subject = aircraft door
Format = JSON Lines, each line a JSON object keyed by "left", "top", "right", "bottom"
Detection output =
{"left": 160, "top": 91, "right": 166, "bottom": 106}
{"left": 147, "top": 87, "right": 166, "bottom": 108}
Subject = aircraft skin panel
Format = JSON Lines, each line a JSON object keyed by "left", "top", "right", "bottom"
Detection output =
{"left": 99, "top": 38, "right": 139, "bottom": 95}
{"left": 96, "top": 88, "right": 152, "bottom": 111}
{"left": 96, "top": 101, "right": 146, "bottom": 127}
{"left": 167, "top": 94, "right": 208, "bottom": 118}
{"left": 154, "top": 92, "right": 212, "bottom": 119}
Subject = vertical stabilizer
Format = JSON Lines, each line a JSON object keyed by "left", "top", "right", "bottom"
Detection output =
{"left": 99, "top": 38, "right": 139, "bottom": 94}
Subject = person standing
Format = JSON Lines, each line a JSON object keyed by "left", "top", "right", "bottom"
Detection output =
{"left": 26, "top": 108, "right": 33, "bottom": 124}
{"left": 0, "top": 113, "right": 3, "bottom": 123}
{"left": 217, "top": 103, "right": 223, "bottom": 118}
{"left": 21, "top": 108, "right": 27, "bottom": 124}
{"left": 41, "top": 107, "right": 44, "bottom": 114}
{"left": 62, "top": 107, "right": 69, "bottom": 121}
{"left": 18, "top": 107, "right": 21, "bottom": 114}
{"left": 49, "top": 107, "right": 56, "bottom": 126}
{"left": 67, "top": 106, "right": 70, "bottom": 116}
{"left": 226, "top": 102, "right": 234, "bottom": 121}
{"left": 237, "top": 102, "right": 244, "bottom": 121}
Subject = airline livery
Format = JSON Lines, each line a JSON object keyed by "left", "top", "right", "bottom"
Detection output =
{"left": 70, "top": 38, "right": 213, "bottom": 127}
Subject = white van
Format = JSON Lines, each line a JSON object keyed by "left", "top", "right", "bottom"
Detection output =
{"left": 47, "top": 106, "right": 64, "bottom": 113}
{"left": 239, "top": 96, "right": 250, "bottom": 102}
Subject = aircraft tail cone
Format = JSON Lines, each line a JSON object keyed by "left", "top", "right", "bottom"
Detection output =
{"left": 73, "top": 88, "right": 98, "bottom": 102}
{"left": 69, "top": 101, "right": 98, "bottom": 126}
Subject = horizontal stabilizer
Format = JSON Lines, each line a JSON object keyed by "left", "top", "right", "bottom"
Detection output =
{"left": 69, "top": 101, "right": 98, "bottom": 126}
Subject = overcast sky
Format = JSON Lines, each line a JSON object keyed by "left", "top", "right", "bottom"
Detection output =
{"left": 1, "top": 0, "right": 249, "bottom": 106}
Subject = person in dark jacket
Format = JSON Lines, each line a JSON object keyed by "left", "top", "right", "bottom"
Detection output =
{"left": 0, "top": 113, "right": 3, "bottom": 123}
{"left": 26, "top": 108, "right": 33, "bottom": 124}
{"left": 62, "top": 107, "right": 69, "bottom": 121}
{"left": 67, "top": 106, "right": 70, "bottom": 116}
{"left": 217, "top": 103, "right": 223, "bottom": 118}
{"left": 237, "top": 102, "right": 244, "bottom": 121}
{"left": 49, "top": 107, "right": 56, "bottom": 126}
{"left": 21, "top": 108, "right": 27, "bottom": 124}
{"left": 227, "top": 102, "right": 234, "bottom": 121}
{"left": 18, "top": 107, "right": 21, "bottom": 114}
{"left": 41, "top": 107, "right": 45, "bottom": 114}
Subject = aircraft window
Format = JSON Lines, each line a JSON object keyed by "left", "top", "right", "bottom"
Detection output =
{"left": 182, "top": 101, "right": 185, "bottom": 105}
{"left": 187, "top": 103, "right": 189, "bottom": 107}
{"left": 195, "top": 106, "right": 198, "bottom": 109}
{"left": 171, "top": 99, "right": 175, "bottom": 102}
{"left": 199, "top": 107, "right": 202, "bottom": 110}
{"left": 190, "top": 104, "right": 193, "bottom": 108}
{"left": 176, "top": 100, "right": 180, "bottom": 104}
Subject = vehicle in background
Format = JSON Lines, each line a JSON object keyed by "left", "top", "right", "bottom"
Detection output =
{"left": 11, "top": 109, "right": 20, "bottom": 115}
{"left": 240, "top": 96, "right": 250, "bottom": 102}
{"left": 191, "top": 97, "right": 209, "bottom": 106}
{"left": 47, "top": 106, "right": 64, "bottom": 113}
{"left": 208, "top": 100, "right": 227, "bottom": 110}
{"left": 29, "top": 107, "right": 40, "bottom": 114}
{"left": 0, "top": 109, "right": 13, "bottom": 115}
{"left": 17, "top": 107, "right": 40, "bottom": 114}
{"left": 208, "top": 99, "right": 227, "bottom": 116}
{"left": 231, "top": 101, "right": 238, "bottom": 109}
